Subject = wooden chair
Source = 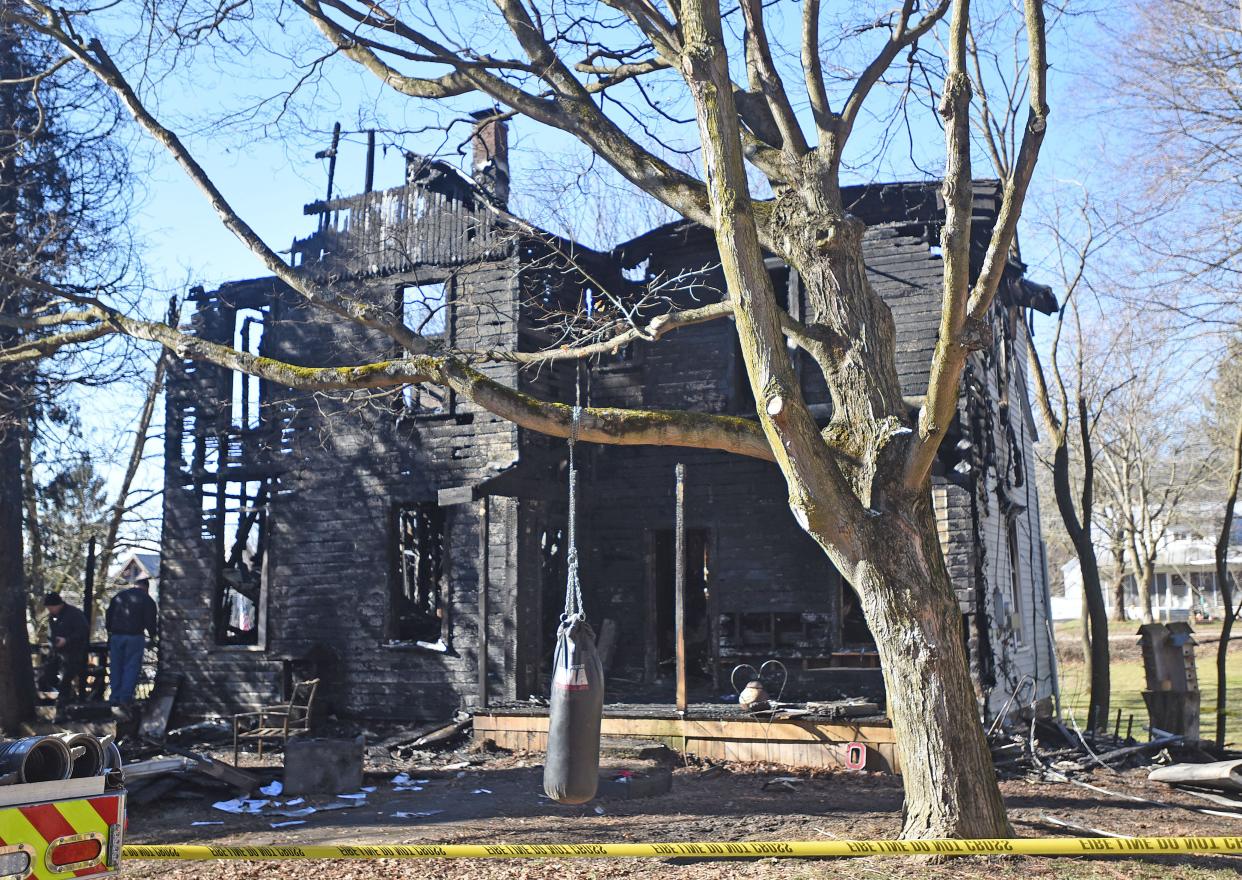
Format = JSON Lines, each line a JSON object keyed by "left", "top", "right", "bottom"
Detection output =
{"left": 233, "top": 678, "right": 319, "bottom": 766}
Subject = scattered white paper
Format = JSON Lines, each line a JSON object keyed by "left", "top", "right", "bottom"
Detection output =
{"left": 271, "top": 820, "right": 305, "bottom": 829}
{"left": 213, "top": 798, "right": 269, "bottom": 815}
{"left": 361, "top": 786, "right": 377, "bottom": 793}
{"left": 191, "top": 821, "right": 224, "bottom": 826}
{"left": 391, "top": 773, "right": 412, "bottom": 785}
{"left": 272, "top": 807, "right": 317, "bottom": 818}
{"left": 394, "top": 786, "right": 424, "bottom": 792}
{"left": 318, "top": 802, "right": 360, "bottom": 812}
{"left": 393, "top": 810, "right": 444, "bottom": 819}
{"left": 471, "top": 788, "right": 493, "bottom": 795}
{"left": 285, "top": 797, "right": 305, "bottom": 806}
{"left": 337, "top": 792, "right": 369, "bottom": 800}
{"left": 594, "top": 806, "right": 606, "bottom": 815}
{"left": 260, "top": 780, "right": 283, "bottom": 797}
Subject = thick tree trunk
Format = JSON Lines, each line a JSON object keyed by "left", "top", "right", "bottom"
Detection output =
{"left": 1051, "top": 440, "right": 1110, "bottom": 729}
{"left": 856, "top": 496, "right": 1012, "bottom": 838}
{"left": 1137, "top": 559, "right": 1155, "bottom": 624}
{"left": 0, "top": 26, "right": 35, "bottom": 733}
{"left": 1215, "top": 409, "right": 1241, "bottom": 748}
{"left": 0, "top": 411, "right": 34, "bottom": 732}
{"left": 1108, "top": 540, "right": 1127, "bottom": 623}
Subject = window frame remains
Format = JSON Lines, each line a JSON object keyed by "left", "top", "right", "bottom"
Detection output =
{"left": 388, "top": 502, "right": 450, "bottom": 649}
{"left": 396, "top": 277, "right": 455, "bottom": 416}
{"left": 209, "top": 477, "right": 273, "bottom": 649}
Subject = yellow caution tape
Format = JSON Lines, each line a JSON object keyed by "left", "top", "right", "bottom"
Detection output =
{"left": 123, "top": 836, "right": 1242, "bottom": 860}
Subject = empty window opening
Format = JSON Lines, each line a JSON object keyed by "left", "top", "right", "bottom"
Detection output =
{"left": 400, "top": 282, "right": 448, "bottom": 338}
{"left": 398, "top": 282, "right": 452, "bottom": 415}
{"left": 1005, "top": 519, "right": 1026, "bottom": 644}
{"left": 231, "top": 308, "right": 266, "bottom": 430}
{"left": 209, "top": 479, "right": 271, "bottom": 646}
{"left": 391, "top": 503, "right": 448, "bottom": 645}
{"left": 651, "top": 529, "right": 711, "bottom": 679}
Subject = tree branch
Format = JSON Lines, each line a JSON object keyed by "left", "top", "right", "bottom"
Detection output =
{"left": 965, "top": 0, "right": 1048, "bottom": 321}
{"left": 739, "top": 0, "right": 808, "bottom": 157}
{"left": 903, "top": 0, "right": 973, "bottom": 492}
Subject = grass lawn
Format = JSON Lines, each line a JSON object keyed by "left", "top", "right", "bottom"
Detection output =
{"left": 1053, "top": 618, "right": 1242, "bottom": 747}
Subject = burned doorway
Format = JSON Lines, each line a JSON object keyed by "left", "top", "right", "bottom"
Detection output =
{"left": 647, "top": 529, "right": 711, "bottom": 684}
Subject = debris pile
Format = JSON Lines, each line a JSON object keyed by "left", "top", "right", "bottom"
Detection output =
{"left": 987, "top": 711, "right": 1242, "bottom": 828}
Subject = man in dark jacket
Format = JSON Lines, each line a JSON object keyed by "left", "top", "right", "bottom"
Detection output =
{"left": 105, "top": 577, "right": 158, "bottom": 705}
{"left": 44, "top": 592, "right": 89, "bottom": 705}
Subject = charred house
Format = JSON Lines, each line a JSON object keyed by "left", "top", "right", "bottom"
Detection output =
{"left": 159, "top": 118, "right": 1060, "bottom": 735}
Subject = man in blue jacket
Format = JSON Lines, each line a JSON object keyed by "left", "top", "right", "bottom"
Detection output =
{"left": 105, "top": 578, "right": 158, "bottom": 705}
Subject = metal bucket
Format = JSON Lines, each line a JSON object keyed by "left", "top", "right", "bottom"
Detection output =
{"left": 0, "top": 736, "right": 73, "bottom": 783}
{"left": 58, "top": 733, "right": 106, "bottom": 778}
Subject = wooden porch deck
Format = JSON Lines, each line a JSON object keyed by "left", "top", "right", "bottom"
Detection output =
{"left": 473, "top": 703, "right": 900, "bottom": 773}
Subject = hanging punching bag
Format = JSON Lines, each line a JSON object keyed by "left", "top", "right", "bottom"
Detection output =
{"left": 543, "top": 613, "right": 604, "bottom": 803}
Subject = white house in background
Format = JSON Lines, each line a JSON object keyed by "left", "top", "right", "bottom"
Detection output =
{"left": 1056, "top": 513, "right": 1242, "bottom": 621}
{"left": 108, "top": 551, "right": 160, "bottom": 598}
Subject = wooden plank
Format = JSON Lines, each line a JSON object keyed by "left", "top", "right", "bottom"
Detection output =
{"left": 474, "top": 712, "right": 897, "bottom": 744}
{"left": 675, "top": 463, "right": 687, "bottom": 714}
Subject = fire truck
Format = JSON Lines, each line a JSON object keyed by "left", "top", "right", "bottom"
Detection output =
{"left": 0, "top": 735, "right": 125, "bottom": 879}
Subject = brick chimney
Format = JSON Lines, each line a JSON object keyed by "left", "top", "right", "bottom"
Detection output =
{"left": 469, "top": 109, "right": 509, "bottom": 207}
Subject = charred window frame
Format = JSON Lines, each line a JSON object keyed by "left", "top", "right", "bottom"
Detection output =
{"left": 389, "top": 502, "right": 449, "bottom": 647}
{"left": 208, "top": 478, "right": 272, "bottom": 648}
{"left": 1005, "top": 518, "right": 1026, "bottom": 644}
{"left": 231, "top": 307, "right": 268, "bottom": 431}
{"left": 397, "top": 279, "right": 454, "bottom": 416}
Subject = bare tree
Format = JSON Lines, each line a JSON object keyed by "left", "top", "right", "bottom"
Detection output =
{"left": 1020, "top": 194, "right": 1126, "bottom": 731}
{"left": 0, "top": 10, "right": 138, "bottom": 731}
{"left": 1096, "top": 338, "right": 1207, "bottom": 626}
{"left": 1106, "top": 0, "right": 1241, "bottom": 749}
{"left": 93, "top": 356, "right": 166, "bottom": 616}
{"left": 3, "top": 0, "right": 1054, "bottom": 836}
{"left": 1107, "top": 0, "right": 1240, "bottom": 326}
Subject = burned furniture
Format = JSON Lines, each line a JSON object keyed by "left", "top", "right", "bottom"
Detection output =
{"left": 232, "top": 678, "right": 319, "bottom": 765}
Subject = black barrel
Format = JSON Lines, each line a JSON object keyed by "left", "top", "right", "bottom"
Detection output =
{"left": 0, "top": 736, "right": 73, "bottom": 783}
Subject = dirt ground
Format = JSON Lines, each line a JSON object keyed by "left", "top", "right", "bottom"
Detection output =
{"left": 120, "top": 747, "right": 1242, "bottom": 880}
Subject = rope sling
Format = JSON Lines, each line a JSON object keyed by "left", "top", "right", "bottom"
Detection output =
{"left": 542, "top": 367, "right": 605, "bottom": 804}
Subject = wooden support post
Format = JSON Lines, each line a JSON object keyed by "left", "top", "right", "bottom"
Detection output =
{"left": 478, "top": 496, "right": 490, "bottom": 709}
{"left": 83, "top": 536, "right": 96, "bottom": 635}
{"left": 675, "top": 463, "right": 687, "bottom": 714}
{"left": 364, "top": 130, "right": 376, "bottom": 194}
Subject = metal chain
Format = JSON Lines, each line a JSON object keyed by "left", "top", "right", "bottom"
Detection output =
{"left": 563, "top": 365, "right": 585, "bottom": 620}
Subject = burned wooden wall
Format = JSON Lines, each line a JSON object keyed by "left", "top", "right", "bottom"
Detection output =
{"left": 160, "top": 157, "right": 530, "bottom": 720}
{"left": 159, "top": 162, "right": 1056, "bottom": 723}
